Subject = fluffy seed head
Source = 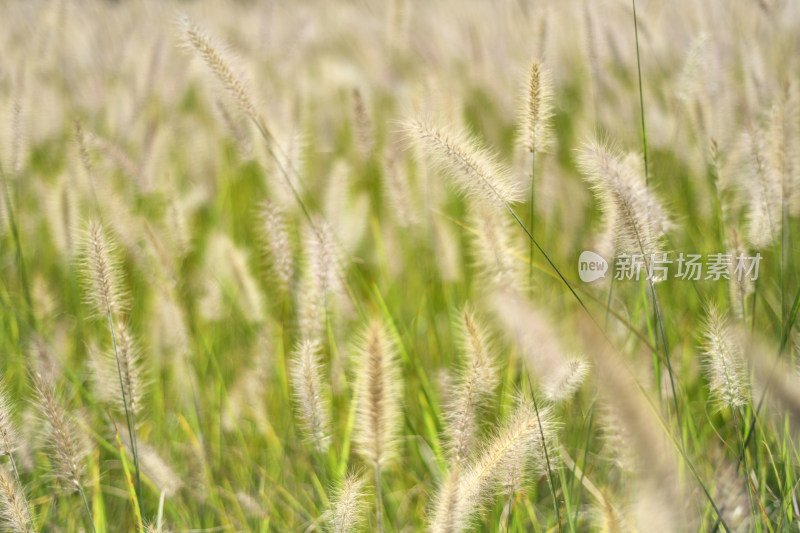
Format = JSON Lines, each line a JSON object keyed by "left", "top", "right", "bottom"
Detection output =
{"left": 324, "top": 472, "right": 368, "bottom": 533}
{"left": 259, "top": 200, "right": 294, "bottom": 291}
{"left": 727, "top": 229, "right": 753, "bottom": 320}
{"left": 31, "top": 372, "right": 88, "bottom": 492}
{"left": 492, "top": 293, "right": 586, "bottom": 401}
{"left": 590, "top": 334, "right": 682, "bottom": 530}
{"left": 0, "top": 466, "right": 31, "bottom": 533}
{"left": 80, "top": 220, "right": 128, "bottom": 316}
{"left": 298, "top": 221, "right": 344, "bottom": 342}
{"left": 135, "top": 441, "right": 183, "bottom": 497}
{"left": 470, "top": 205, "right": 525, "bottom": 293}
{"left": 84, "top": 131, "right": 147, "bottom": 191}
{"left": 200, "top": 233, "right": 265, "bottom": 323}
{"left": 0, "top": 382, "right": 20, "bottom": 457}
{"left": 741, "top": 126, "right": 780, "bottom": 249}
{"left": 353, "top": 320, "right": 403, "bottom": 469}
{"left": 443, "top": 306, "right": 498, "bottom": 468}
{"left": 404, "top": 120, "right": 524, "bottom": 207}
{"left": 766, "top": 101, "right": 795, "bottom": 213}
{"left": 383, "top": 152, "right": 420, "bottom": 228}
{"left": 543, "top": 357, "right": 590, "bottom": 404}
{"left": 290, "top": 339, "right": 331, "bottom": 454}
{"left": 351, "top": 88, "right": 374, "bottom": 158}
{"left": 520, "top": 61, "right": 554, "bottom": 154}
{"left": 180, "top": 14, "right": 258, "bottom": 122}
{"left": 46, "top": 178, "right": 78, "bottom": 260}
{"left": 91, "top": 322, "right": 146, "bottom": 417}
{"left": 577, "top": 140, "right": 670, "bottom": 259}
{"left": 74, "top": 119, "right": 93, "bottom": 177}
{"left": 429, "top": 398, "right": 554, "bottom": 533}
{"left": 701, "top": 306, "right": 749, "bottom": 410}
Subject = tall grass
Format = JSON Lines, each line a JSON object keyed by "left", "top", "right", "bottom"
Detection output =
{"left": 0, "top": 1, "right": 797, "bottom": 531}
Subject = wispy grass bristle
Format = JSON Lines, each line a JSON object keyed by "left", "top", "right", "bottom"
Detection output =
{"left": 0, "top": 382, "right": 20, "bottom": 458}
{"left": 299, "top": 220, "right": 344, "bottom": 342}
{"left": 179, "top": 14, "right": 258, "bottom": 123}
{"left": 201, "top": 233, "right": 265, "bottom": 323}
{"left": 726, "top": 229, "right": 753, "bottom": 320}
{"left": 577, "top": 140, "right": 670, "bottom": 259}
{"left": 701, "top": 306, "right": 749, "bottom": 410}
{"left": 591, "top": 336, "right": 682, "bottom": 531}
{"left": 443, "top": 306, "right": 498, "bottom": 468}
{"left": 470, "top": 205, "right": 525, "bottom": 293}
{"left": 135, "top": 441, "right": 183, "bottom": 498}
{"left": 404, "top": 120, "right": 524, "bottom": 207}
{"left": 543, "top": 357, "right": 590, "bottom": 404}
{"left": 3, "top": 3, "right": 800, "bottom": 531}
{"left": 354, "top": 320, "right": 402, "bottom": 469}
{"left": 81, "top": 220, "right": 128, "bottom": 316}
{"left": 259, "top": 200, "right": 294, "bottom": 291}
{"left": 520, "top": 61, "right": 554, "bottom": 154}
{"left": 429, "top": 398, "right": 554, "bottom": 533}
{"left": 0, "top": 466, "right": 31, "bottom": 533}
{"left": 31, "top": 372, "right": 88, "bottom": 493}
{"left": 353, "top": 319, "right": 402, "bottom": 533}
{"left": 290, "top": 339, "right": 331, "bottom": 454}
{"left": 351, "top": 88, "right": 374, "bottom": 158}
{"left": 91, "top": 322, "right": 146, "bottom": 417}
{"left": 741, "top": 126, "right": 780, "bottom": 249}
{"left": 324, "top": 472, "right": 367, "bottom": 533}
{"left": 492, "top": 293, "right": 584, "bottom": 399}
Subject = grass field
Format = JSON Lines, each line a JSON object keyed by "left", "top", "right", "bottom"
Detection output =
{"left": 1, "top": 0, "right": 799, "bottom": 531}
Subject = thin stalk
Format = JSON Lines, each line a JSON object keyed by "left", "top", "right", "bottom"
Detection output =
{"left": 751, "top": 275, "right": 759, "bottom": 334}
{"left": 78, "top": 483, "right": 98, "bottom": 533}
{"left": 76, "top": 121, "right": 143, "bottom": 512}
{"left": 315, "top": 447, "right": 330, "bottom": 504}
{"left": 781, "top": 193, "right": 788, "bottom": 351}
{"left": 375, "top": 465, "right": 384, "bottom": 533}
{"left": 631, "top": 0, "right": 679, "bottom": 429}
{"left": 632, "top": 0, "right": 649, "bottom": 184}
{"left": 741, "top": 286, "right": 800, "bottom": 452}
{"left": 571, "top": 405, "right": 595, "bottom": 526}
{"left": 528, "top": 150, "right": 537, "bottom": 295}
{"left": 604, "top": 259, "right": 616, "bottom": 330}
{"left": 448, "top": 144, "right": 727, "bottom": 530}
{"left": 733, "top": 409, "right": 759, "bottom": 523}
{"left": 710, "top": 150, "right": 727, "bottom": 256}
{"left": 523, "top": 369, "right": 561, "bottom": 533}
{"left": 648, "top": 278, "right": 681, "bottom": 434}
{"left": 503, "top": 204, "right": 591, "bottom": 319}
{"left": 0, "top": 163, "right": 35, "bottom": 328}
{"left": 106, "top": 313, "right": 142, "bottom": 515}
{"left": 503, "top": 494, "right": 513, "bottom": 532}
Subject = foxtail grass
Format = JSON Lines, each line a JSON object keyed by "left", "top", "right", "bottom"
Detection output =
{"left": 404, "top": 120, "right": 524, "bottom": 209}
{"left": 290, "top": 339, "right": 332, "bottom": 455}
{"left": 80, "top": 220, "right": 142, "bottom": 514}
{"left": 519, "top": 60, "right": 553, "bottom": 292}
{"left": 443, "top": 306, "right": 498, "bottom": 468}
{"left": 324, "top": 472, "right": 367, "bottom": 533}
{"left": 701, "top": 306, "right": 749, "bottom": 411}
{"left": 31, "top": 371, "right": 95, "bottom": 533}
{"left": 353, "top": 320, "right": 402, "bottom": 533}
{"left": 0, "top": 466, "right": 31, "bottom": 533}
{"left": 0, "top": 383, "right": 32, "bottom": 532}
{"left": 429, "top": 397, "right": 555, "bottom": 533}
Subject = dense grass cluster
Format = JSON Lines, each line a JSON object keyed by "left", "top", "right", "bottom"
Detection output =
{"left": 1, "top": 0, "right": 799, "bottom": 531}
